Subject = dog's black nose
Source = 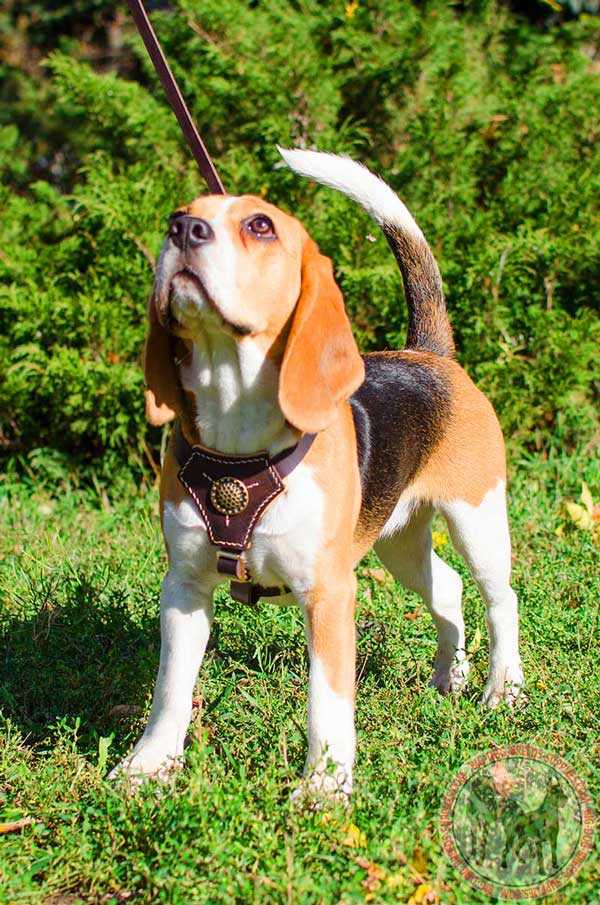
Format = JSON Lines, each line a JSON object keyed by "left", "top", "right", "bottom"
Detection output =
{"left": 168, "top": 215, "right": 214, "bottom": 250}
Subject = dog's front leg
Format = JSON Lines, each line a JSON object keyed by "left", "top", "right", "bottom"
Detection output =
{"left": 296, "top": 576, "right": 357, "bottom": 802}
{"left": 111, "top": 573, "right": 214, "bottom": 782}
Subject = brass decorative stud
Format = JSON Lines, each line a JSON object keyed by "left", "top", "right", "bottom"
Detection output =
{"left": 210, "top": 477, "right": 249, "bottom": 516}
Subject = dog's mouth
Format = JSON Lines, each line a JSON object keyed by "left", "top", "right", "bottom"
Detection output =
{"left": 168, "top": 267, "right": 211, "bottom": 321}
{"left": 172, "top": 267, "right": 205, "bottom": 298}
{"left": 167, "top": 268, "right": 251, "bottom": 338}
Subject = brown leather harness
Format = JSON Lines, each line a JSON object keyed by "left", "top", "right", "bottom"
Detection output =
{"left": 173, "top": 425, "right": 315, "bottom": 605}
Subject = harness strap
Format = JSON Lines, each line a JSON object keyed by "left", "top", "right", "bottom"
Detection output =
{"left": 230, "top": 582, "right": 288, "bottom": 607}
{"left": 126, "top": 0, "right": 225, "bottom": 194}
{"left": 270, "top": 432, "right": 317, "bottom": 478}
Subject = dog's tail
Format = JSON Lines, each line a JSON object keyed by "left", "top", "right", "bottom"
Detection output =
{"left": 277, "top": 147, "right": 454, "bottom": 358}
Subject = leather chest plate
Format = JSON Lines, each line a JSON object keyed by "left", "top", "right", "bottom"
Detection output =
{"left": 178, "top": 446, "right": 285, "bottom": 550}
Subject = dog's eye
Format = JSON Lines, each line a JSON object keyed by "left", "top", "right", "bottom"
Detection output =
{"left": 246, "top": 215, "right": 276, "bottom": 238}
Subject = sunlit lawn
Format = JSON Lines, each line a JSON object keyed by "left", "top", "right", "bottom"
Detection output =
{"left": 1, "top": 447, "right": 599, "bottom": 903}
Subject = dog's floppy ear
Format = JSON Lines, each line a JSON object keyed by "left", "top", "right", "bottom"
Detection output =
{"left": 279, "top": 238, "right": 365, "bottom": 433}
{"left": 143, "top": 292, "right": 180, "bottom": 425}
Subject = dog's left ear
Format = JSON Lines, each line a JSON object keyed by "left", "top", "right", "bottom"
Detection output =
{"left": 279, "top": 238, "right": 365, "bottom": 433}
{"left": 144, "top": 291, "right": 180, "bottom": 425}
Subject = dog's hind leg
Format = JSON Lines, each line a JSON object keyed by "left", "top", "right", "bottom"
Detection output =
{"left": 440, "top": 481, "right": 524, "bottom": 707}
{"left": 375, "top": 503, "right": 469, "bottom": 694}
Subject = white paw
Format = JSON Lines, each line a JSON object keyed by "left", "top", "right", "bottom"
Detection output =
{"left": 431, "top": 654, "right": 470, "bottom": 695}
{"left": 482, "top": 662, "right": 526, "bottom": 708}
{"left": 108, "top": 742, "right": 183, "bottom": 785}
{"left": 291, "top": 767, "right": 352, "bottom": 808}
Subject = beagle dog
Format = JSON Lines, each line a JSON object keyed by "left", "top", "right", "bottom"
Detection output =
{"left": 112, "top": 149, "right": 524, "bottom": 798}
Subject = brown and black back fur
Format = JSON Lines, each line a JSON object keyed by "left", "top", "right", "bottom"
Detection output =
{"left": 350, "top": 351, "right": 452, "bottom": 533}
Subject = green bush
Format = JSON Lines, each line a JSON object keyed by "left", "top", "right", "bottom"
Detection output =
{"left": 1, "top": 0, "right": 599, "bottom": 476}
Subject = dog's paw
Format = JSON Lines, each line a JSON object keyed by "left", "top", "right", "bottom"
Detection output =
{"left": 430, "top": 655, "right": 470, "bottom": 695}
{"left": 481, "top": 663, "right": 526, "bottom": 709}
{"left": 291, "top": 768, "right": 352, "bottom": 809}
{"left": 108, "top": 743, "right": 183, "bottom": 786}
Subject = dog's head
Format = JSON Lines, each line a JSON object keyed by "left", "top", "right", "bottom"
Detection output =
{"left": 145, "top": 194, "right": 364, "bottom": 434}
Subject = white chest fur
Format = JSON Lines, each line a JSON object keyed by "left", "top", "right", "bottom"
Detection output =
{"left": 179, "top": 337, "right": 296, "bottom": 455}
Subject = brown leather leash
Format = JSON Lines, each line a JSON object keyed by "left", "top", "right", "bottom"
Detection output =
{"left": 126, "top": 0, "right": 225, "bottom": 195}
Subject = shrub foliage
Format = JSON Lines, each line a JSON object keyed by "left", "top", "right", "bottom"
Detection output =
{"left": 1, "top": 0, "right": 599, "bottom": 473}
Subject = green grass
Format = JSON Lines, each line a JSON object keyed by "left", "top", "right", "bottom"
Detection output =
{"left": 1, "top": 447, "right": 599, "bottom": 903}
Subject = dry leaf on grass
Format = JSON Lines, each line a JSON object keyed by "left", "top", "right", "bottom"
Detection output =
{"left": 109, "top": 705, "right": 142, "bottom": 719}
{"left": 566, "top": 501, "right": 592, "bottom": 531}
{"left": 468, "top": 625, "right": 482, "bottom": 655}
{"left": 565, "top": 482, "right": 598, "bottom": 531}
{"left": 355, "top": 856, "right": 386, "bottom": 892}
{"left": 362, "top": 567, "right": 389, "bottom": 584}
{"left": 559, "top": 482, "right": 600, "bottom": 546}
{"left": 341, "top": 823, "right": 366, "bottom": 847}
{"left": 408, "top": 883, "right": 438, "bottom": 905}
{"left": 409, "top": 846, "right": 430, "bottom": 881}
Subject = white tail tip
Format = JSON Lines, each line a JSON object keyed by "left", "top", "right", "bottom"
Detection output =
{"left": 277, "top": 146, "right": 423, "bottom": 240}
